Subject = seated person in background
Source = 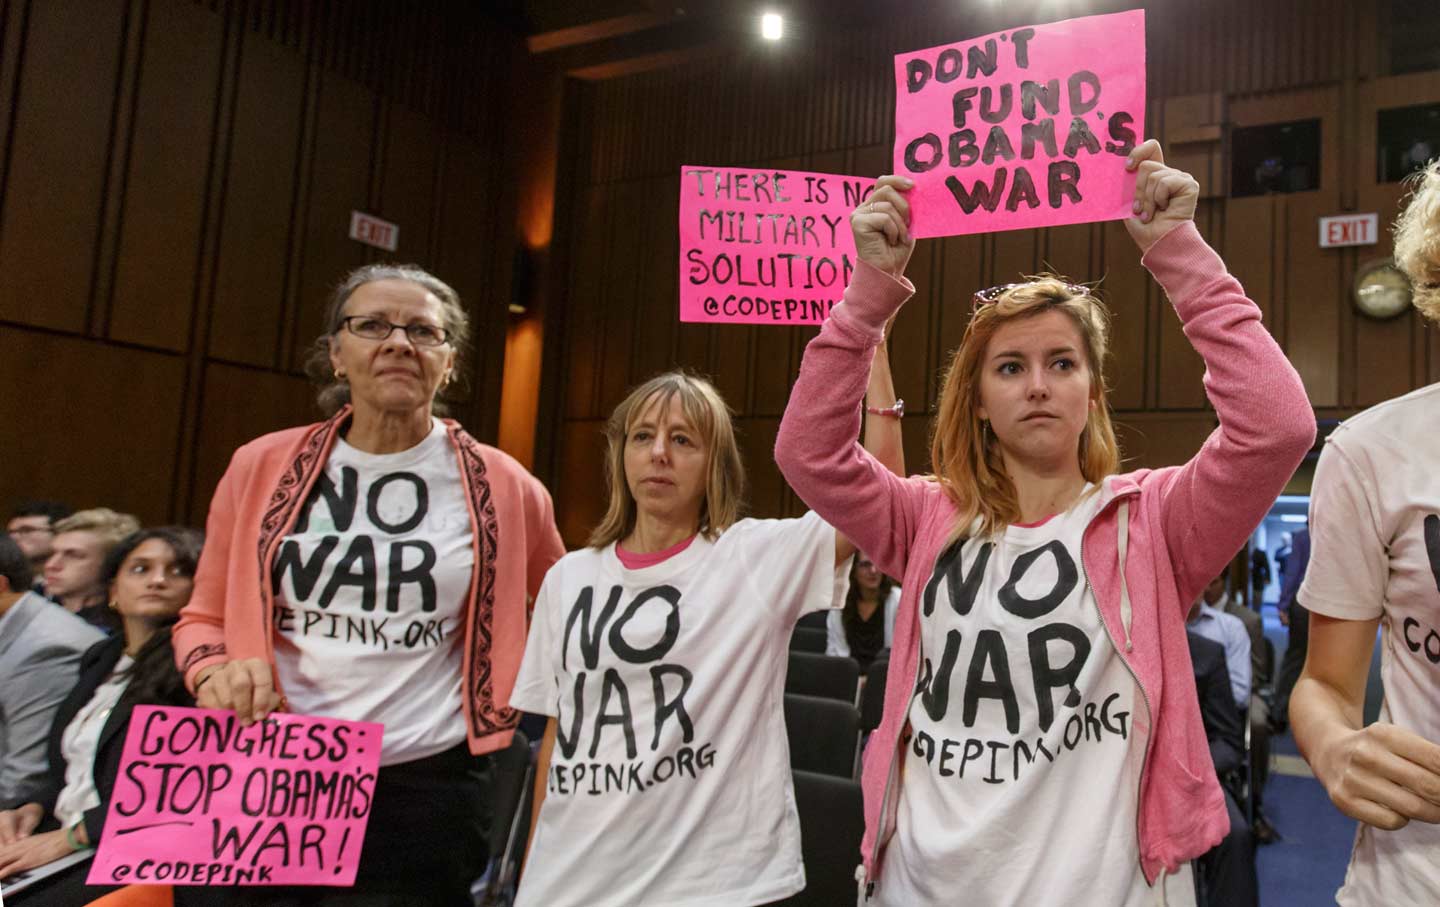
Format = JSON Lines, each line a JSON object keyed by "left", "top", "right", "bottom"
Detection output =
{"left": 43, "top": 509, "right": 140, "bottom": 632}
{"left": 826, "top": 553, "right": 900, "bottom": 670}
{"left": 0, "top": 536, "right": 104, "bottom": 805}
{"left": 1201, "top": 574, "right": 1278, "bottom": 842}
{"left": 1187, "top": 591, "right": 1251, "bottom": 709}
{"left": 6, "top": 502, "right": 71, "bottom": 592}
{"left": 0, "top": 527, "right": 202, "bottom": 905}
{"left": 1187, "top": 631, "right": 1258, "bottom": 907}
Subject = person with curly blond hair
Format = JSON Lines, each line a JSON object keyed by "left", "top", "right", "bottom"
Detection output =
{"left": 1290, "top": 159, "right": 1440, "bottom": 906}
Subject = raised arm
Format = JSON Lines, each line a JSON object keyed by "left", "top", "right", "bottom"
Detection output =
{"left": 1123, "top": 140, "right": 1315, "bottom": 604}
{"left": 834, "top": 330, "right": 908, "bottom": 564}
{"left": 778, "top": 176, "right": 930, "bottom": 580}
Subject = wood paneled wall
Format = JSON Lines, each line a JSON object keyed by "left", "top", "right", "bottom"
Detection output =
{"left": 0, "top": 0, "right": 522, "bottom": 527}
{"left": 541, "top": 0, "right": 1440, "bottom": 546}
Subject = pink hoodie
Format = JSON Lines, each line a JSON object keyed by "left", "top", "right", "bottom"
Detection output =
{"left": 173, "top": 407, "right": 565, "bottom": 756}
{"left": 775, "top": 222, "right": 1314, "bottom": 889}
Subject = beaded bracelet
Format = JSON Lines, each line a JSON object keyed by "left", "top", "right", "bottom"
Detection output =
{"left": 66, "top": 821, "right": 85, "bottom": 851}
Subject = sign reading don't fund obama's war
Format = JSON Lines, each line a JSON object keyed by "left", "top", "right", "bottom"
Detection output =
{"left": 894, "top": 10, "right": 1146, "bottom": 239}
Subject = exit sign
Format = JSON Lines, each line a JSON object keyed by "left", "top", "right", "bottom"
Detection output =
{"left": 349, "top": 211, "right": 399, "bottom": 252}
{"left": 1318, "top": 213, "right": 1379, "bottom": 248}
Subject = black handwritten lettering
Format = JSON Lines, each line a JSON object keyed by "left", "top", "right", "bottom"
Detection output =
{"left": 385, "top": 541, "right": 436, "bottom": 612}
{"left": 317, "top": 537, "right": 376, "bottom": 612}
{"left": 997, "top": 540, "right": 1078, "bottom": 619}
{"left": 963, "top": 629, "right": 1021, "bottom": 733}
{"left": 1029, "top": 622, "right": 1092, "bottom": 731}
{"left": 366, "top": 473, "right": 427, "bottom": 534}
{"left": 294, "top": 468, "right": 359, "bottom": 533}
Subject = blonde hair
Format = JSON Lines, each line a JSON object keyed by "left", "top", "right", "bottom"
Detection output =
{"left": 931, "top": 276, "right": 1121, "bottom": 538}
{"left": 1394, "top": 158, "right": 1440, "bottom": 322}
{"left": 588, "top": 371, "right": 746, "bottom": 548}
{"left": 53, "top": 507, "right": 142, "bottom": 551}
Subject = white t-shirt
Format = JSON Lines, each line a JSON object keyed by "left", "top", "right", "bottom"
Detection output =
{"left": 510, "top": 511, "right": 846, "bottom": 907}
{"left": 272, "top": 419, "right": 473, "bottom": 764}
{"left": 1299, "top": 382, "right": 1440, "bottom": 906}
{"left": 54, "top": 655, "right": 133, "bottom": 829}
{"left": 875, "top": 490, "right": 1168, "bottom": 906}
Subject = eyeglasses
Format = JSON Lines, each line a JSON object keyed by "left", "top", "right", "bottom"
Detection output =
{"left": 340, "top": 316, "right": 451, "bottom": 347}
{"left": 972, "top": 281, "right": 1092, "bottom": 312}
{"left": 7, "top": 526, "right": 52, "bottom": 537}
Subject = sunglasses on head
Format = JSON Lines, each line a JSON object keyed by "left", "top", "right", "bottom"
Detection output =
{"left": 971, "top": 281, "right": 1092, "bottom": 312}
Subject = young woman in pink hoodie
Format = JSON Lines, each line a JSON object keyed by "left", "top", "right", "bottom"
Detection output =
{"left": 775, "top": 140, "right": 1315, "bottom": 904}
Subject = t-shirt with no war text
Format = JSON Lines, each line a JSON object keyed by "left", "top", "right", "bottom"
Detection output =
{"left": 272, "top": 419, "right": 473, "bottom": 764}
{"left": 1299, "top": 382, "right": 1440, "bottom": 907}
{"left": 510, "top": 511, "right": 845, "bottom": 907}
{"left": 875, "top": 488, "right": 1185, "bottom": 906}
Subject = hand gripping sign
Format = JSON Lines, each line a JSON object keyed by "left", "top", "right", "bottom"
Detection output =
{"left": 893, "top": 9, "right": 1146, "bottom": 239}
{"left": 679, "top": 165, "right": 875, "bottom": 325}
{"left": 87, "top": 706, "right": 383, "bottom": 887}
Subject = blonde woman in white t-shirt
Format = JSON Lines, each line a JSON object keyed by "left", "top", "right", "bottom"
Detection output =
{"left": 510, "top": 362, "right": 901, "bottom": 907}
{"left": 1290, "top": 158, "right": 1440, "bottom": 906}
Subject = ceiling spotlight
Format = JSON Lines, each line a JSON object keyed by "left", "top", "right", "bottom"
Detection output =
{"left": 761, "top": 12, "right": 783, "bottom": 40}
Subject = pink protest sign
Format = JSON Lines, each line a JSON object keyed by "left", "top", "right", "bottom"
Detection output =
{"left": 87, "top": 706, "right": 382, "bottom": 887}
{"left": 679, "top": 165, "right": 871, "bottom": 325}
{"left": 893, "top": 10, "right": 1146, "bottom": 239}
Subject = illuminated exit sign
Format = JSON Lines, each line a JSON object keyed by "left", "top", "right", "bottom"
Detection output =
{"left": 349, "top": 211, "right": 399, "bottom": 252}
{"left": 1318, "top": 213, "right": 1379, "bottom": 248}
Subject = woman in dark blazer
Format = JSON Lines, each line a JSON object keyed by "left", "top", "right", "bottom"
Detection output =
{"left": 0, "top": 527, "right": 202, "bottom": 905}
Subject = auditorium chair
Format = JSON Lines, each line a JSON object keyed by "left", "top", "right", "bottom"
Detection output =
{"left": 788, "top": 626, "right": 829, "bottom": 654}
{"left": 794, "top": 611, "right": 829, "bottom": 631}
{"left": 859, "top": 657, "right": 889, "bottom": 735}
{"left": 785, "top": 651, "right": 860, "bottom": 703}
{"left": 473, "top": 729, "right": 533, "bottom": 906}
{"left": 769, "top": 770, "right": 866, "bottom": 906}
{"left": 783, "top": 693, "right": 861, "bottom": 778}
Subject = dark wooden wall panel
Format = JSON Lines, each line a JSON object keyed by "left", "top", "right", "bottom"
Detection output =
{"left": 544, "top": 0, "right": 1439, "bottom": 534}
{"left": 289, "top": 71, "right": 376, "bottom": 371}
{"left": 208, "top": 32, "right": 304, "bottom": 367}
{"left": 188, "top": 363, "right": 315, "bottom": 526}
{"left": 108, "top": 0, "right": 223, "bottom": 352}
{"left": 0, "top": 326, "right": 185, "bottom": 524}
{"left": 2, "top": 2, "right": 524, "bottom": 527}
{"left": 0, "top": 0, "right": 126, "bottom": 331}
{"left": 378, "top": 103, "right": 440, "bottom": 262}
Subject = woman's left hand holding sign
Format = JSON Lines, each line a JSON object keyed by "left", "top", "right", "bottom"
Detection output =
{"left": 851, "top": 175, "right": 916, "bottom": 278}
{"left": 195, "top": 657, "right": 283, "bottom": 726}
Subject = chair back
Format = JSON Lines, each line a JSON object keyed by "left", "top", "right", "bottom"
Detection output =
{"left": 769, "top": 770, "right": 866, "bottom": 907}
{"left": 786, "top": 651, "right": 860, "bottom": 702}
{"left": 789, "top": 626, "right": 829, "bottom": 653}
{"left": 784, "top": 693, "right": 861, "bottom": 778}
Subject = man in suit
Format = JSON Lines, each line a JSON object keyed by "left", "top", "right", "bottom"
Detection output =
{"left": 0, "top": 536, "right": 104, "bottom": 803}
{"left": 1189, "top": 630, "right": 1259, "bottom": 907}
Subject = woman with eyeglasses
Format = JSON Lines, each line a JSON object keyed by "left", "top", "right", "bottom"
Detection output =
{"left": 776, "top": 140, "right": 1315, "bottom": 904}
{"left": 173, "top": 264, "right": 565, "bottom": 906}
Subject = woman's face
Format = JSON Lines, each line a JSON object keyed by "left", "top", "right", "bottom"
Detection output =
{"left": 854, "top": 557, "right": 882, "bottom": 593}
{"left": 623, "top": 394, "right": 709, "bottom": 529}
{"left": 976, "top": 309, "right": 1094, "bottom": 471}
{"left": 329, "top": 279, "right": 456, "bottom": 415}
{"left": 111, "top": 539, "right": 194, "bottom": 625}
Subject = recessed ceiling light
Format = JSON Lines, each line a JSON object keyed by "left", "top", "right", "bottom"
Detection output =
{"left": 761, "top": 12, "right": 783, "bottom": 40}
